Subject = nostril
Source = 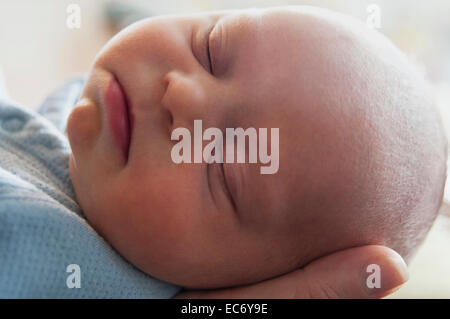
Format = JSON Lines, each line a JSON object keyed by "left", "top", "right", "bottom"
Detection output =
{"left": 162, "top": 72, "right": 173, "bottom": 91}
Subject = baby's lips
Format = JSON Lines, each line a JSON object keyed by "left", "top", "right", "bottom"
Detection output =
{"left": 104, "top": 77, "right": 131, "bottom": 161}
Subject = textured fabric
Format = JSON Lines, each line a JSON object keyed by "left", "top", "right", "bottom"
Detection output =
{"left": 37, "top": 77, "right": 85, "bottom": 133}
{"left": 0, "top": 80, "right": 181, "bottom": 298}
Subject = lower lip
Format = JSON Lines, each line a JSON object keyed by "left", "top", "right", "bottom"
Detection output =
{"left": 105, "top": 77, "right": 131, "bottom": 160}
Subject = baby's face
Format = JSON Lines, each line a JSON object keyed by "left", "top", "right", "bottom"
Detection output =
{"left": 68, "top": 7, "right": 382, "bottom": 288}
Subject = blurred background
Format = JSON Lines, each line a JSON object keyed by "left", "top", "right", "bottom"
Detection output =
{"left": 0, "top": 0, "right": 449, "bottom": 298}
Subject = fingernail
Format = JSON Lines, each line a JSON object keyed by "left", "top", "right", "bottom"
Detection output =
{"left": 364, "top": 252, "right": 409, "bottom": 297}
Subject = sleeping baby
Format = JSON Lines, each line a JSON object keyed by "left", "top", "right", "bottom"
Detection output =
{"left": 0, "top": 6, "right": 443, "bottom": 297}
{"left": 66, "top": 6, "right": 447, "bottom": 290}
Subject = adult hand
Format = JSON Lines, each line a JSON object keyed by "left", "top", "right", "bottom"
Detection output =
{"left": 175, "top": 245, "right": 408, "bottom": 299}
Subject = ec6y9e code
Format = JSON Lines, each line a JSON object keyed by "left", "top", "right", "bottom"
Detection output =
{"left": 225, "top": 303, "right": 268, "bottom": 314}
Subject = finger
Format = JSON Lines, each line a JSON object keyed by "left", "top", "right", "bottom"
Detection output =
{"left": 175, "top": 245, "right": 408, "bottom": 299}
{"left": 294, "top": 245, "right": 409, "bottom": 298}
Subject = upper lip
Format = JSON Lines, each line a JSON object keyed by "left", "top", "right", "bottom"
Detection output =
{"left": 105, "top": 74, "right": 133, "bottom": 162}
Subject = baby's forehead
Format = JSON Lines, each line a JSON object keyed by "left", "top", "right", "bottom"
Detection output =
{"left": 224, "top": 9, "right": 364, "bottom": 87}
{"left": 240, "top": 7, "right": 349, "bottom": 42}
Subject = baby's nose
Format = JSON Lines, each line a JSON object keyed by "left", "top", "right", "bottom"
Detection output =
{"left": 162, "top": 71, "right": 209, "bottom": 129}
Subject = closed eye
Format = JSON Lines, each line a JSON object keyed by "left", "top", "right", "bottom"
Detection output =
{"left": 206, "top": 25, "right": 214, "bottom": 74}
{"left": 207, "top": 162, "right": 236, "bottom": 212}
{"left": 219, "top": 163, "right": 237, "bottom": 211}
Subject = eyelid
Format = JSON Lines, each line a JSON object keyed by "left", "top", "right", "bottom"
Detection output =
{"left": 206, "top": 23, "right": 216, "bottom": 74}
{"left": 207, "top": 162, "right": 237, "bottom": 212}
{"left": 209, "top": 21, "right": 227, "bottom": 77}
{"left": 220, "top": 163, "right": 237, "bottom": 211}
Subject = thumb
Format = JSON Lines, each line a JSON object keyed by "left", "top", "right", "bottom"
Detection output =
{"left": 175, "top": 245, "right": 408, "bottom": 299}
{"left": 292, "top": 245, "right": 409, "bottom": 298}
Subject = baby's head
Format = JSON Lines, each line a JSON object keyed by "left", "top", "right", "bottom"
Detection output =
{"left": 67, "top": 6, "right": 447, "bottom": 288}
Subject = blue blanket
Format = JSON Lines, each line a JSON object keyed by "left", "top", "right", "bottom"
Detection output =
{"left": 0, "top": 78, "right": 181, "bottom": 298}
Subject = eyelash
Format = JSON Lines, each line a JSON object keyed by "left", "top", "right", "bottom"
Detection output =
{"left": 208, "top": 162, "right": 236, "bottom": 211}
{"left": 206, "top": 35, "right": 213, "bottom": 74}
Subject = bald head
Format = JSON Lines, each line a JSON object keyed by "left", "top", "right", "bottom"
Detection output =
{"left": 273, "top": 7, "right": 447, "bottom": 264}
{"left": 67, "top": 5, "right": 447, "bottom": 288}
